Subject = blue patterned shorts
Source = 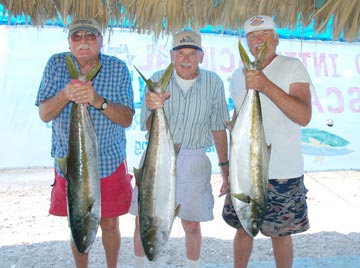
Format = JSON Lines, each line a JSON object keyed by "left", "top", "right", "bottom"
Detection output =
{"left": 222, "top": 176, "right": 310, "bottom": 237}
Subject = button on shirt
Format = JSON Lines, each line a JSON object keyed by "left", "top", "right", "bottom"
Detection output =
{"left": 140, "top": 69, "right": 229, "bottom": 149}
{"left": 35, "top": 53, "right": 135, "bottom": 178}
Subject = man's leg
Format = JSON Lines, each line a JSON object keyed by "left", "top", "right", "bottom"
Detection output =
{"left": 133, "top": 216, "right": 146, "bottom": 268}
{"left": 181, "top": 219, "right": 201, "bottom": 267}
{"left": 101, "top": 217, "right": 120, "bottom": 268}
{"left": 233, "top": 229, "right": 253, "bottom": 268}
{"left": 70, "top": 239, "right": 89, "bottom": 268}
{"left": 271, "top": 235, "right": 293, "bottom": 268}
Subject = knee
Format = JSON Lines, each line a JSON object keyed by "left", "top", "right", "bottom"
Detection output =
{"left": 235, "top": 228, "right": 253, "bottom": 241}
{"left": 182, "top": 220, "right": 200, "bottom": 234}
{"left": 271, "top": 235, "right": 292, "bottom": 245}
{"left": 100, "top": 217, "right": 119, "bottom": 233}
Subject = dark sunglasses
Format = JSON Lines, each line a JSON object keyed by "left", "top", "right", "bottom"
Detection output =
{"left": 70, "top": 31, "right": 99, "bottom": 42}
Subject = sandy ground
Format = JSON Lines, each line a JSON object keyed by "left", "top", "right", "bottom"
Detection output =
{"left": 0, "top": 168, "right": 359, "bottom": 268}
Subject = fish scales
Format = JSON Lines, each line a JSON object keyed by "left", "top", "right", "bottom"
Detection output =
{"left": 228, "top": 41, "right": 271, "bottom": 237}
{"left": 229, "top": 88, "right": 270, "bottom": 237}
{"left": 66, "top": 101, "right": 101, "bottom": 254}
{"left": 134, "top": 64, "right": 178, "bottom": 261}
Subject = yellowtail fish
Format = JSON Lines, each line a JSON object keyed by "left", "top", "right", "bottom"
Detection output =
{"left": 228, "top": 41, "right": 271, "bottom": 237}
{"left": 57, "top": 54, "right": 101, "bottom": 253}
{"left": 134, "top": 63, "right": 180, "bottom": 261}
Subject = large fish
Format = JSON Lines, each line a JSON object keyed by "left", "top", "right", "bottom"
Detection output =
{"left": 57, "top": 54, "right": 101, "bottom": 254}
{"left": 228, "top": 41, "right": 271, "bottom": 237}
{"left": 133, "top": 63, "right": 180, "bottom": 261}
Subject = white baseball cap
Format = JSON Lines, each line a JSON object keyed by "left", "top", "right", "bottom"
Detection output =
{"left": 244, "top": 15, "right": 276, "bottom": 35}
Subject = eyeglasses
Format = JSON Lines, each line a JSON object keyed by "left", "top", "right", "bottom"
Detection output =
{"left": 176, "top": 50, "right": 200, "bottom": 60}
{"left": 70, "top": 31, "right": 99, "bottom": 42}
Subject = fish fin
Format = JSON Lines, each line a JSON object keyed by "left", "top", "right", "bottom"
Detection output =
{"left": 56, "top": 157, "right": 67, "bottom": 177}
{"left": 238, "top": 41, "right": 251, "bottom": 70}
{"left": 159, "top": 63, "right": 174, "bottom": 93}
{"left": 225, "top": 117, "right": 236, "bottom": 132}
{"left": 85, "top": 62, "right": 101, "bottom": 81}
{"left": 225, "top": 108, "right": 238, "bottom": 131}
{"left": 174, "top": 144, "right": 181, "bottom": 156}
{"left": 174, "top": 204, "right": 181, "bottom": 217}
{"left": 133, "top": 65, "right": 156, "bottom": 92}
{"left": 255, "top": 41, "right": 267, "bottom": 69}
{"left": 224, "top": 120, "right": 232, "bottom": 131}
{"left": 238, "top": 40, "right": 267, "bottom": 71}
{"left": 66, "top": 53, "right": 101, "bottom": 82}
{"left": 66, "top": 53, "right": 79, "bottom": 79}
{"left": 86, "top": 199, "right": 96, "bottom": 215}
{"left": 267, "top": 143, "right": 272, "bottom": 157}
{"left": 232, "top": 193, "right": 251, "bottom": 204}
{"left": 133, "top": 167, "right": 143, "bottom": 187}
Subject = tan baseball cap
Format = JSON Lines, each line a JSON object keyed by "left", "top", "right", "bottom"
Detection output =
{"left": 172, "top": 30, "right": 202, "bottom": 51}
{"left": 244, "top": 15, "right": 276, "bottom": 35}
{"left": 68, "top": 19, "right": 101, "bottom": 36}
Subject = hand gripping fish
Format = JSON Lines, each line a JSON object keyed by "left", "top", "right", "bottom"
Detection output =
{"left": 134, "top": 63, "right": 180, "bottom": 261}
{"left": 228, "top": 41, "right": 271, "bottom": 237}
{"left": 57, "top": 53, "right": 101, "bottom": 254}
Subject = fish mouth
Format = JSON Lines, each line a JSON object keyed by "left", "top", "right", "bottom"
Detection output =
{"left": 250, "top": 220, "right": 262, "bottom": 236}
{"left": 141, "top": 227, "right": 169, "bottom": 261}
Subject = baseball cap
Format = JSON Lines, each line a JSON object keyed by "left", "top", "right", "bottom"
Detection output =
{"left": 172, "top": 30, "right": 202, "bottom": 51}
{"left": 68, "top": 19, "right": 101, "bottom": 36}
{"left": 244, "top": 15, "right": 276, "bottom": 35}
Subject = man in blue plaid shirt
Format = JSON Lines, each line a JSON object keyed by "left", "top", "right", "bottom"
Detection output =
{"left": 35, "top": 18, "right": 134, "bottom": 268}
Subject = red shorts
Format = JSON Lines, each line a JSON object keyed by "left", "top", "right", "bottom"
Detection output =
{"left": 49, "top": 161, "right": 133, "bottom": 218}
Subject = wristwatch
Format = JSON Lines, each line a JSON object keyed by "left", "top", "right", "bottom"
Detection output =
{"left": 98, "top": 98, "right": 108, "bottom": 111}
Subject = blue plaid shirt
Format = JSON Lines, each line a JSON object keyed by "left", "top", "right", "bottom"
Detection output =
{"left": 35, "top": 52, "right": 134, "bottom": 178}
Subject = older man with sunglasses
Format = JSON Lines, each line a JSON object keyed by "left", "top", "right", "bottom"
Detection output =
{"left": 35, "top": 19, "right": 135, "bottom": 268}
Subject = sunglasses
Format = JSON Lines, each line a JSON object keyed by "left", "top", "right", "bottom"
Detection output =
{"left": 70, "top": 31, "right": 99, "bottom": 42}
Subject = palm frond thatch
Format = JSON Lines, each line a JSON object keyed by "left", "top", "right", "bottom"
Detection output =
{"left": 0, "top": 0, "right": 359, "bottom": 42}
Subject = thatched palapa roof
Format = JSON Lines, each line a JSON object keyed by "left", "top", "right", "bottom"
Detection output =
{"left": 0, "top": 0, "right": 359, "bottom": 42}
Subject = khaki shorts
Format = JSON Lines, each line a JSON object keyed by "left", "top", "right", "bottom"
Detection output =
{"left": 129, "top": 148, "right": 214, "bottom": 222}
{"left": 222, "top": 176, "right": 310, "bottom": 236}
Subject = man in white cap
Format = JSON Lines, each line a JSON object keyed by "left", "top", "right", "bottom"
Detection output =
{"left": 222, "top": 15, "right": 313, "bottom": 268}
{"left": 129, "top": 30, "right": 230, "bottom": 268}
{"left": 36, "top": 18, "right": 134, "bottom": 268}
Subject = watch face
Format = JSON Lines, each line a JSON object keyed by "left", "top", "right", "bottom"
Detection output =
{"left": 101, "top": 99, "right": 108, "bottom": 110}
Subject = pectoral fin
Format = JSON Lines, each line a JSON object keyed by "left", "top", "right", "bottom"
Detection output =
{"left": 133, "top": 167, "right": 143, "bottom": 187}
{"left": 174, "top": 204, "right": 181, "bottom": 217}
{"left": 57, "top": 157, "right": 68, "bottom": 177}
{"left": 232, "top": 193, "right": 251, "bottom": 204}
{"left": 134, "top": 66, "right": 156, "bottom": 91}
